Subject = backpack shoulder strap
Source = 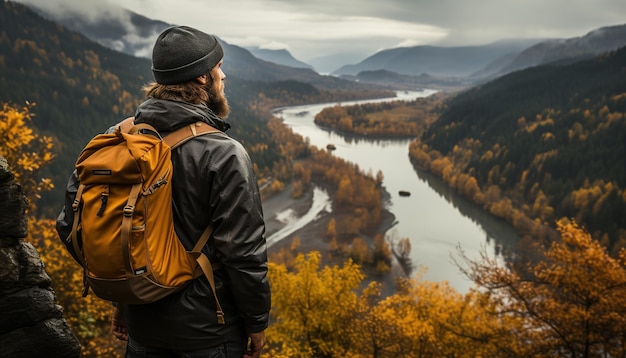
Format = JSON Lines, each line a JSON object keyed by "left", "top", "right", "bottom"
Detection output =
{"left": 116, "top": 118, "right": 220, "bottom": 148}
{"left": 118, "top": 117, "right": 135, "bottom": 133}
{"left": 165, "top": 121, "right": 221, "bottom": 149}
{"left": 162, "top": 120, "right": 224, "bottom": 324}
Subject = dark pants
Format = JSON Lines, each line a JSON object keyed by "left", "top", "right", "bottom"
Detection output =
{"left": 125, "top": 336, "right": 247, "bottom": 358}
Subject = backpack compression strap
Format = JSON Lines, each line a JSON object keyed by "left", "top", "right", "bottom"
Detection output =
{"left": 70, "top": 184, "right": 87, "bottom": 269}
{"left": 70, "top": 183, "right": 94, "bottom": 297}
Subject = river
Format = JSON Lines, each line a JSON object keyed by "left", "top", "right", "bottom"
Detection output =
{"left": 270, "top": 90, "right": 520, "bottom": 292}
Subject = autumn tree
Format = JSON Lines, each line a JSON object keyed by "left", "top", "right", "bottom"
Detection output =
{"left": 267, "top": 252, "right": 364, "bottom": 357}
{"left": 458, "top": 220, "right": 626, "bottom": 357}
{"left": 266, "top": 250, "right": 525, "bottom": 357}
{"left": 353, "top": 277, "right": 521, "bottom": 357}
{"left": 371, "top": 233, "right": 391, "bottom": 274}
{"left": 0, "top": 102, "right": 54, "bottom": 209}
{"left": 326, "top": 218, "right": 337, "bottom": 239}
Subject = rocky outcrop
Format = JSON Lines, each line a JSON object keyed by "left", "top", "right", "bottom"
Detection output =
{"left": 0, "top": 156, "right": 81, "bottom": 357}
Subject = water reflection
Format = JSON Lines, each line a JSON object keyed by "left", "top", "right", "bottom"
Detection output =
{"left": 412, "top": 167, "right": 520, "bottom": 259}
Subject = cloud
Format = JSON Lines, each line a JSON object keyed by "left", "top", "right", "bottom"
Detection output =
{"left": 258, "top": 41, "right": 291, "bottom": 51}
{"left": 20, "top": 0, "right": 128, "bottom": 22}
{"left": 14, "top": 0, "right": 626, "bottom": 61}
{"left": 218, "top": 13, "right": 447, "bottom": 60}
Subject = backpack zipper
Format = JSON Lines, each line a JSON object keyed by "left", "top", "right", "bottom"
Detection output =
{"left": 143, "top": 166, "right": 171, "bottom": 195}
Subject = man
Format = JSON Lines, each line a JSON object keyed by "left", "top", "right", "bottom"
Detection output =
{"left": 57, "top": 26, "right": 270, "bottom": 357}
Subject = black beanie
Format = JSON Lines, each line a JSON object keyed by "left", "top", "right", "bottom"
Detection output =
{"left": 151, "top": 26, "right": 224, "bottom": 85}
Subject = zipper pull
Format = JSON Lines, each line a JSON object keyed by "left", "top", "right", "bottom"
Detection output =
{"left": 143, "top": 177, "right": 168, "bottom": 195}
{"left": 96, "top": 185, "right": 109, "bottom": 217}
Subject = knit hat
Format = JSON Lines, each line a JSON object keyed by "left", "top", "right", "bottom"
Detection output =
{"left": 151, "top": 26, "right": 224, "bottom": 85}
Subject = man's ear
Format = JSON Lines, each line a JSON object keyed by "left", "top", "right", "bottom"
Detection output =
{"left": 196, "top": 74, "right": 208, "bottom": 85}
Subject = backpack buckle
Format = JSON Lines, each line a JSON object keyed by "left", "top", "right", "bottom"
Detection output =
{"left": 123, "top": 205, "right": 134, "bottom": 217}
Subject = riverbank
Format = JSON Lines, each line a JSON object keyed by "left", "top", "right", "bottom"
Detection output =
{"left": 263, "top": 182, "right": 396, "bottom": 249}
{"left": 262, "top": 181, "right": 403, "bottom": 296}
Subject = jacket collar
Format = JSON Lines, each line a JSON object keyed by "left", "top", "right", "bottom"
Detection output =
{"left": 134, "top": 98, "right": 231, "bottom": 133}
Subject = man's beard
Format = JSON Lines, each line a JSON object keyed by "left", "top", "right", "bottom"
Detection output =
{"left": 206, "top": 81, "right": 230, "bottom": 118}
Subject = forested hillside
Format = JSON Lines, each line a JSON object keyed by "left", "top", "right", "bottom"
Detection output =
{"left": 0, "top": 1, "right": 390, "bottom": 214}
{"left": 410, "top": 46, "right": 626, "bottom": 252}
{"left": 0, "top": 1, "right": 164, "bottom": 213}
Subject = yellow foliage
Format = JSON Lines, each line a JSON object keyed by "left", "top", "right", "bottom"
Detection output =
{"left": 0, "top": 102, "right": 55, "bottom": 206}
{"left": 267, "top": 252, "right": 364, "bottom": 357}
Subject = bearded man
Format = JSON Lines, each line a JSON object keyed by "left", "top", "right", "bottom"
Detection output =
{"left": 57, "top": 26, "right": 270, "bottom": 358}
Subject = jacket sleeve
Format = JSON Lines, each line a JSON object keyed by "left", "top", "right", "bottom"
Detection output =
{"left": 210, "top": 140, "right": 271, "bottom": 334}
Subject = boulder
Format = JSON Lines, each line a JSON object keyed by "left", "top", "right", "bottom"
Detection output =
{"left": 0, "top": 156, "right": 81, "bottom": 357}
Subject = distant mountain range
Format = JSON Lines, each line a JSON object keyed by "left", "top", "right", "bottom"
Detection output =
{"left": 23, "top": 2, "right": 626, "bottom": 89}
{"left": 246, "top": 47, "right": 313, "bottom": 70}
{"left": 475, "top": 24, "right": 626, "bottom": 79}
{"left": 24, "top": 2, "right": 377, "bottom": 92}
{"left": 334, "top": 39, "right": 542, "bottom": 78}
{"left": 337, "top": 24, "right": 626, "bottom": 82}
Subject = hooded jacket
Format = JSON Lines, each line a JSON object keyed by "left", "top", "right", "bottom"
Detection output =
{"left": 56, "top": 98, "right": 270, "bottom": 350}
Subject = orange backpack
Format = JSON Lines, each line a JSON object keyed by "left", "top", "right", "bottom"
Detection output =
{"left": 69, "top": 118, "right": 224, "bottom": 323}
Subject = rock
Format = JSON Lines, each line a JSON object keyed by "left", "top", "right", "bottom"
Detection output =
{"left": 0, "top": 156, "right": 81, "bottom": 357}
{"left": 0, "top": 157, "right": 29, "bottom": 245}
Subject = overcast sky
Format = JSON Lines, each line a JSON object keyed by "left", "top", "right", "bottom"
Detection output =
{"left": 17, "top": 0, "right": 626, "bottom": 61}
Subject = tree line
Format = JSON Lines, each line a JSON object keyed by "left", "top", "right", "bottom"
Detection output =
{"left": 313, "top": 93, "right": 445, "bottom": 138}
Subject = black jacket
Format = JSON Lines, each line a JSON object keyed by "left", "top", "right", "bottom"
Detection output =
{"left": 56, "top": 98, "right": 270, "bottom": 350}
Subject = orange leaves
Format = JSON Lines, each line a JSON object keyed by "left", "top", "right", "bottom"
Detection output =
{"left": 0, "top": 102, "right": 55, "bottom": 205}
{"left": 459, "top": 221, "right": 626, "bottom": 356}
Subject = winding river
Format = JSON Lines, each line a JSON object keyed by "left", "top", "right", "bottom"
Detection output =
{"left": 269, "top": 90, "right": 520, "bottom": 292}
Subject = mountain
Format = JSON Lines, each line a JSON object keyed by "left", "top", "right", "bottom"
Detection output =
{"left": 333, "top": 39, "right": 541, "bottom": 78}
{"left": 0, "top": 1, "right": 154, "bottom": 209}
{"left": 307, "top": 52, "right": 370, "bottom": 74}
{"left": 24, "top": 2, "right": 384, "bottom": 92}
{"left": 419, "top": 45, "right": 626, "bottom": 246}
{"left": 247, "top": 47, "right": 313, "bottom": 70}
{"left": 220, "top": 40, "right": 383, "bottom": 91}
{"left": 478, "top": 24, "right": 626, "bottom": 78}
{"left": 25, "top": 2, "right": 171, "bottom": 58}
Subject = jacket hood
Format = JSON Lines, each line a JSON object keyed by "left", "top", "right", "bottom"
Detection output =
{"left": 134, "top": 98, "right": 231, "bottom": 133}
